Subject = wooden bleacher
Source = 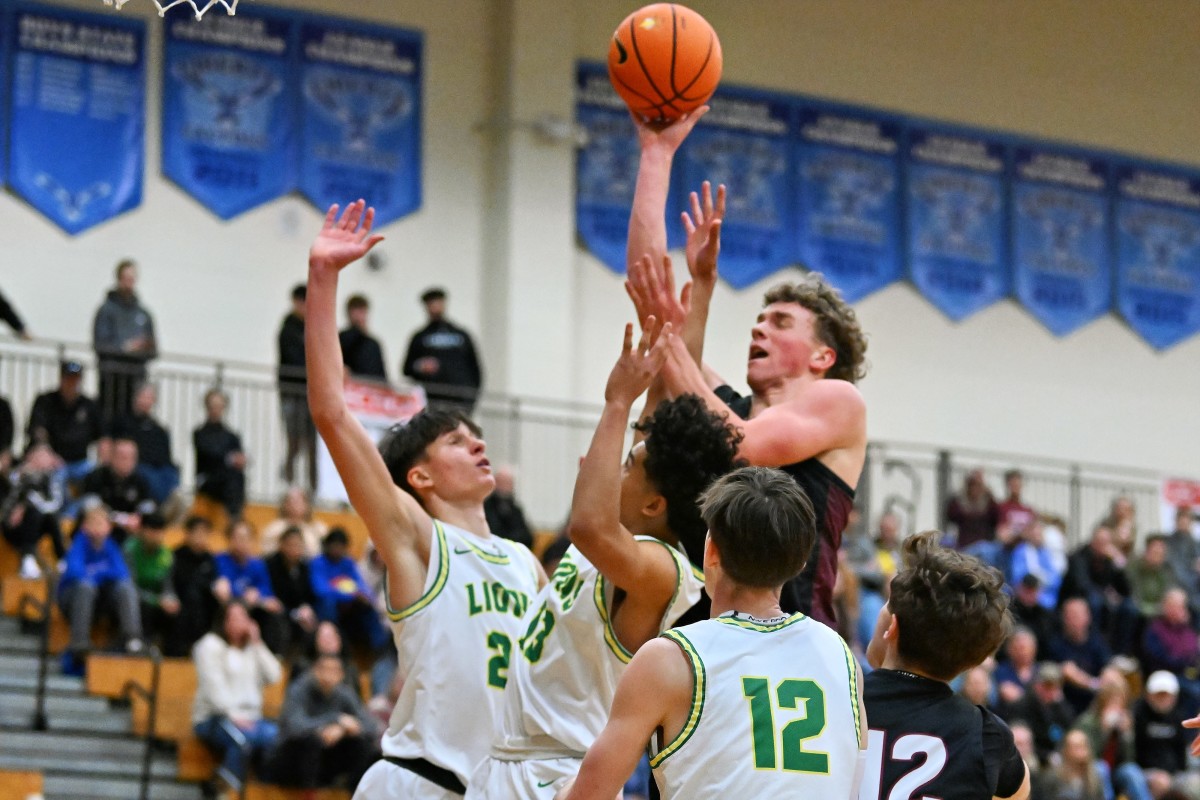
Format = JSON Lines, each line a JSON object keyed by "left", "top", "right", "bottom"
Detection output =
{"left": 0, "top": 769, "right": 43, "bottom": 798}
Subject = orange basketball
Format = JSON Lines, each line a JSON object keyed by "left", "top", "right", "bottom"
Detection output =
{"left": 607, "top": 4, "right": 723, "bottom": 123}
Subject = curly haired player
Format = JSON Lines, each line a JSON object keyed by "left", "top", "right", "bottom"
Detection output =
{"left": 466, "top": 320, "right": 743, "bottom": 799}
{"left": 861, "top": 531, "right": 1029, "bottom": 800}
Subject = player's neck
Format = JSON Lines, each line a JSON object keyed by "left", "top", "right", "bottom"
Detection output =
{"left": 881, "top": 653, "right": 944, "bottom": 683}
{"left": 426, "top": 497, "right": 490, "bottom": 538}
{"left": 750, "top": 371, "right": 820, "bottom": 411}
{"left": 709, "top": 584, "right": 784, "bottom": 621}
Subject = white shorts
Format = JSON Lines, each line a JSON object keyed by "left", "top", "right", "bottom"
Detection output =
{"left": 465, "top": 755, "right": 582, "bottom": 800}
{"left": 354, "top": 759, "right": 463, "bottom": 800}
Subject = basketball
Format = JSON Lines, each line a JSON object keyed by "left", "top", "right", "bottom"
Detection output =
{"left": 607, "top": 3, "right": 723, "bottom": 123}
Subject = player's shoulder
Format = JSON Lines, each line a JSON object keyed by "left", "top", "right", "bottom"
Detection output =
{"left": 806, "top": 378, "right": 865, "bottom": 412}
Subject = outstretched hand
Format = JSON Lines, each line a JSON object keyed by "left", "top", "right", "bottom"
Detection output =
{"left": 625, "top": 253, "right": 690, "bottom": 333}
{"left": 632, "top": 105, "right": 710, "bottom": 154}
{"left": 310, "top": 200, "right": 385, "bottom": 272}
{"left": 683, "top": 181, "right": 725, "bottom": 285}
{"left": 1184, "top": 714, "right": 1200, "bottom": 755}
{"left": 605, "top": 317, "right": 672, "bottom": 408}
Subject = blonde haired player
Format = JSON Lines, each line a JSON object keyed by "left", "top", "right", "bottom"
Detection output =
{"left": 559, "top": 467, "right": 868, "bottom": 800}
{"left": 305, "top": 201, "right": 544, "bottom": 798}
{"left": 466, "top": 317, "right": 742, "bottom": 798}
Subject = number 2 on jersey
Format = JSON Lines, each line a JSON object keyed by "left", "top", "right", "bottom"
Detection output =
{"left": 486, "top": 631, "right": 512, "bottom": 688}
{"left": 741, "top": 677, "right": 829, "bottom": 774}
{"left": 860, "top": 730, "right": 947, "bottom": 800}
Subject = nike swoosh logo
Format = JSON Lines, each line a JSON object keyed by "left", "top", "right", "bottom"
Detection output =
{"left": 537, "top": 780, "right": 556, "bottom": 788}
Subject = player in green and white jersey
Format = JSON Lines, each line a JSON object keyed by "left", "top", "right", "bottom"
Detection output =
{"left": 559, "top": 466, "right": 868, "bottom": 800}
{"left": 306, "top": 201, "right": 545, "bottom": 799}
{"left": 467, "top": 319, "right": 743, "bottom": 798}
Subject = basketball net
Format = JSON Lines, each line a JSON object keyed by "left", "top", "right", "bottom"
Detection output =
{"left": 101, "top": 0, "right": 243, "bottom": 19}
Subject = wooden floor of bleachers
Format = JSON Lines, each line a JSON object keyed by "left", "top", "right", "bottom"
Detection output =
{"left": 0, "top": 769, "right": 43, "bottom": 798}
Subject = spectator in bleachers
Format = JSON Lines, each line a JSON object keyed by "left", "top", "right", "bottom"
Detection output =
{"left": 483, "top": 465, "right": 532, "bottom": 548}
{"left": 259, "top": 486, "right": 326, "bottom": 557}
{"left": 110, "top": 382, "right": 180, "bottom": 511}
{"left": 93, "top": 259, "right": 157, "bottom": 425}
{"left": 946, "top": 468, "right": 1000, "bottom": 565}
{"left": 1009, "top": 662, "right": 1076, "bottom": 761}
{"left": 1059, "top": 524, "right": 1139, "bottom": 655}
{"left": 338, "top": 294, "right": 387, "bottom": 382}
{"left": 1129, "top": 534, "right": 1176, "bottom": 621}
{"left": 357, "top": 541, "right": 398, "bottom": 700}
{"left": 1100, "top": 496, "right": 1138, "bottom": 558}
{"left": 1165, "top": 507, "right": 1199, "bottom": 612}
{"left": 264, "top": 526, "right": 318, "bottom": 653}
{"left": 1010, "top": 722, "right": 1047, "bottom": 799}
{"left": 959, "top": 664, "right": 996, "bottom": 709}
{"left": 309, "top": 527, "right": 387, "bottom": 654}
{"left": 1010, "top": 574, "right": 1057, "bottom": 656}
{"left": 1042, "top": 729, "right": 1107, "bottom": 800}
{"left": 193, "top": 388, "right": 247, "bottom": 522}
{"left": 290, "top": 621, "right": 362, "bottom": 696}
{"left": 59, "top": 501, "right": 144, "bottom": 673}
{"left": 997, "top": 468, "right": 1037, "bottom": 537}
{"left": 1049, "top": 597, "right": 1112, "bottom": 715}
{"left": 278, "top": 284, "right": 315, "bottom": 492}
{"left": 1072, "top": 670, "right": 1151, "bottom": 800}
{"left": 165, "top": 515, "right": 219, "bottom": 658}
{"left": 1010, "top": 519, "right": 1064, "bottom": 609}
{"left": 402, "top": 286, "right": 483, "bottom": 413}
{"left": 79, "top": 437, "right": 155, "bottom": 545}
{"left": 213, "top": 520, "right": 287, "bottom": 654}
{"left": 0, "top": 393, "right": 12, "bottom": 473}
{"left": 1, "top": 444, "right": 68, "bottom": 578}
{"left": 996, "top": 627, "right": 1039, "bottom": 712}
{"left": 847, "top": 511, "right": 902, "bottom": 651}
{"left": 1142, "top": 588, "right": 1200, "bottom": 700}
{"left": 192, "top": 600, "right": 282, "bottom": 790}
{"left": 123, "top": 512, "right": 179, "bottom": 649}
{"left": 26, "top": 360, "right": 103, "bottom": 488}
{"left": 1133, "top": 671, "right": 1192, "bottom": 799}
{"left": 269, "top": 653, "right": 378, "bottom": 792}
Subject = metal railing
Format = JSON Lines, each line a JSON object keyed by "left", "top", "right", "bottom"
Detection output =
{"left": 0, "top": 333, "right": 1171, "bottom": 542}
{"left": 119, "top": 649, "right": 164, "bottom": 800}
{"left": 14, "top": 565, "right": 54, "bottom": 733}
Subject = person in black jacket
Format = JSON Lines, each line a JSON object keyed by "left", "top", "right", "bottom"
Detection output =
{"left": 27, "top": 361, "right": 104, "bottom": 487}
{"left": 864, "top": 531, "right": 1030, "bottom": 800}
{"left": 482, "top": 465, "right": 532, "bottom": 548}
{"left": 1058, "top": 525, "right": 1139, "bottom": 655}
{"left": 278, "top": 284, "right": 315, "bottom": 490}
{"left": 193, "top": 389, "right": 246, "bottom": 520}
{"left": 338, "top": 294, "right": 387, "bottom": 382}
{"left": 92, "top": 260, "right": 157, "bottom": 425}
{"left": 164, "top": 515, "right": 219, "bottom": 657}
{"left": 265, "top": 527, "right": 318, "bottom": 653}
{"left": 78, "top": 438, "right": 156, "bottom": 545}
{"left": 402, "top": 288, "right": 482, "bottom": 412}
{"left": 109, "top": 383, "right": 179, "bottom": 506}
{"left": 0, "top": 288, "right": 31, "bottom": 339}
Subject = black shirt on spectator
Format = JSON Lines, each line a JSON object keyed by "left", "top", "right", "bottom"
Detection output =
{"left": 0, "top": 397, "right": 12, "bottom": 458}
{"left": 266, "top": 551, "right": 317, "bottom": 614}
{"left": 484, "top": 492, "right": 533, "bottom": 549}
{"left": 27, "top": 390, "right": 103, "bottom": 462}
{"left": 110, "top": 412, "right": 173, "bottom": 469}
{"left": 339, "top": 327, "right": 387, "bottom": 382}
{"left": 1133, "top": 699, "right": 1189, "bottom": 775}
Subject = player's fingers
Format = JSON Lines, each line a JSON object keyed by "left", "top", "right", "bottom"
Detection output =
{"left": 365, "top": 235, "right": 385, "bottom": 251}
{"left": 701, "top": 180, "right": 713, "bottom": 218}
{"left": 715, "top": 184, "right": 727, "bottom": 217}
{"left": 323, "top": 204, "right": 340, "bottom": 229}
{"left": 689, "top": 190, "right": 702, "bottom": 224}
{"left": 1182, "top": 716, "right": 1200, "bottom": 729}
{"left": 662, "top": 254, "right": 676, "bottom": 298}
{"left": 709, "top": 218, "right": 723, "bottom": 247}
{"left": 639, "top": 316, "right": 659, "bottom": 354}
{"left": 681, "top": 211, "right": 696, "bottom": 237}
{"left": 680, "top": 281, "right": 693, "bottom": 311}
{"left": 360, "top": 206, "right": 376, "bottom": 237}
{"left": 621, "top": 322, "right": 634, "bottom": 354}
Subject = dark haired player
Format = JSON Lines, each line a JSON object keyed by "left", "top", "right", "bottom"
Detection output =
{"left": 305, "top": 201, "right": 544, "bottom": 800}
{"left": 860, "top": 531, "right": 1029, "bottom": 800}
{"left": 558, "top": 466, "right": 866, "bottom": 800}
{"left": 467, "top": 320, "right": 743, "bottom": 798}
{"left": 624, "top": 111, "right": 868, "bottom": 629}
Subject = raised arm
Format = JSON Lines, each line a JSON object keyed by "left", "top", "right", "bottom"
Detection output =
{"left": 568, "top": 321, "right": 678, "bottom": 611}
{"left": 660, "top": 334, "right": 865, "bottom": 468}
{"left": 679, "top": 181, "right": 724, "bottom": 363}
{"left": 306, "top": 201, "right": 433, "bottom": 608}
{"left": 557, "top": 638, "right": 691, "bottom": 800}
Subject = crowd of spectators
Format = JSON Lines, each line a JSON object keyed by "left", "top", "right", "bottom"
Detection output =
{"left": 843, "top": 469, "right": 1200, "bottom": 800}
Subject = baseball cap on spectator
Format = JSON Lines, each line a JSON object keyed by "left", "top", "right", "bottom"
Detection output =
{"left": 61, "top": 360, "right": 83, "bottom": 375}
{"left": 1146, "top": 670, "right": 1179, "bottom": 696}
{"left": 1035, "top": 662, "right": 1062, "bottom": 685}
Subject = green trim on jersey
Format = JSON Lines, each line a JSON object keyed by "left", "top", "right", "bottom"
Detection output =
{"left": 714, "top": 612, "right": 806, "bottom": 633}
{"left": 593, "top": 537, "right": 689, "bottom": 664}
{"left": 386, "top": 520, "right": 450, "bottom": 622}
{"left": 839, "top": 638, "right": 862, "bottom": 747}
{"left": 451, "top": 536, "right": 513, "bottom": 565}
{"left": 649, "top": 630, "right": 706, "bottom": 768}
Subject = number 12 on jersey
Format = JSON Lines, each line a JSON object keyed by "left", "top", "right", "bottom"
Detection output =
{"left": 859, "top": 729, "right": 946, "bottom": 800}
{"left": 741, "top": 677, "right": 829, "bottom": 774}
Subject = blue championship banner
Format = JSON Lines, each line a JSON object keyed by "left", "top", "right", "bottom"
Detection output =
{"left": 906, "top": 126, "right": 1009, "bottom": 321}
{"left": 575, "top": 62, "right": 685, "bottom": 273}
{"left": 8, "top": 4, "right": 144, "bottom": 234}
{"left": 1114, "top": 163, "right": 1200, "bottom": 350}
{"left": 162, "top": 9, "right": 297, "bottom": 219}
{"left": 298, "top": 18, "right": 423, "bottom": 227}
{"left": 677, "top": 87, "right": 794, "bottom": 289}
{"left": 0, "top": 3, "right": 10, "bottom": 187}
{"left": 794, "top": 103, "right": 904, "bottom": 303}
{"left": 1011, "top": 146, "right": 1112, "bottom": 336}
